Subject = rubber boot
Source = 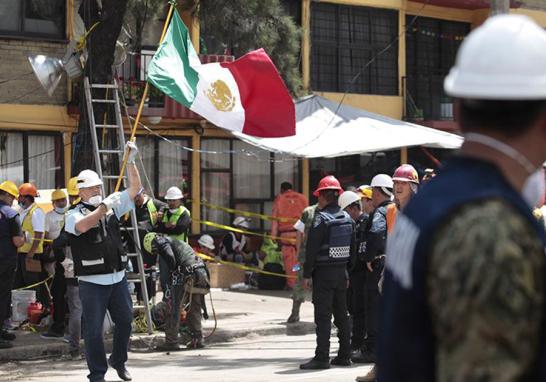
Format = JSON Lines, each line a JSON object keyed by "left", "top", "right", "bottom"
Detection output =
{"left": 287, "top": 300, "right": 302, "bottom": 323}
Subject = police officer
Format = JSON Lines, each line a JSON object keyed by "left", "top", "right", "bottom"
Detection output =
{"left": 300, "top": 175, "right": 354, "bottom": 370}
{"left": 379, "top": 15, "right": 546, "bottom": 382}
{"left": 143, "top": 233, "right": 209, "bottom": 351}
{"left": 65, "top": 141, "right": 140, "bottom": 382}
{"left": 0, "top": 181, "right": 23, "bottom": 348}
{"left": 338, "top": 191, "right": 369, "bottom": 357}
{"left": 352, "top": 174, "right": 393, "bottom": 372}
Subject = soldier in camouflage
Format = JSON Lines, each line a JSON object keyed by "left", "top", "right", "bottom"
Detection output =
{"left": 286, "top": 203, "right": 319, "bottom": 323}
{"left": 379, "top": 15, "right": 546, "bottom": 382}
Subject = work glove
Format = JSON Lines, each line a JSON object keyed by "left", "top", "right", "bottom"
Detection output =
{"left": 101, "top": 191, "right": 122, "bottom": 211}
{"left": 126, "top": 140, "right": 138, "bottom": 164}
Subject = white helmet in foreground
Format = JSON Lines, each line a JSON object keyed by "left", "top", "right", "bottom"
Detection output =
{"left": 165, "top": 186, "right": 183, "bottom": 200}
{"left": 77, "top": 170, "right": 103, "bottom": 189}
{"left": 444, "top": 14, "right": 546, "bottom": 100}
{"left": 338, "top": 191, "right": 361, "bottom": 210}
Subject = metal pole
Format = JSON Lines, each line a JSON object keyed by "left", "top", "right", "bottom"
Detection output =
{"left": 491, "top": 0, "right": 510, "bottom": 16}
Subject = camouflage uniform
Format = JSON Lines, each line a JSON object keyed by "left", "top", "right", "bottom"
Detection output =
{"left": 428, "top": 200, "right": 545, "bottom": 381}
{"left": 291, "top": 204, "right": 318, "bottom": 302}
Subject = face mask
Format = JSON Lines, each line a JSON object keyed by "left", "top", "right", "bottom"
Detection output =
{"left": 18, "top": 201, "right": 25, "bottom": 208}
{"left": 54, "top": 206, "right": 67, "bottom": 214}
{"left": 465, "top": 133, "right": 542, "bottom": 207}
{"left": 87, "top": 195, "right": 103, "bottom": 207}
{"left": 169, "top": 208, "right": 179, "bottom": 214}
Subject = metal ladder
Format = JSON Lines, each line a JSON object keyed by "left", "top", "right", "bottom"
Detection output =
{"left": 83, "top": 77, "right": 153, "bottom": 334}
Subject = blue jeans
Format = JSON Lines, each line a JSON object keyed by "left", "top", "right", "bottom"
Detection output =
{"left": 79, "top": 277, "right": 133, "bottom": 382}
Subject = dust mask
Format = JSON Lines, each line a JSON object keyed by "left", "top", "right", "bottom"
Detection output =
{"left": 87, "top": 195, "right": 103, "bottom": 207}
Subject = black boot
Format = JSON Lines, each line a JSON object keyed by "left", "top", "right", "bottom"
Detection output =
{"left": 299, "top": 358, "right": 331, "bottom": 370}
{"left": 331, "top": 356, "right": 352, "bottom": 366}
{"left": 287, "top": 300, "right": 303, "bottom": 323}
{"left": 351, "top": 347, "right": 376, "bottom": 364}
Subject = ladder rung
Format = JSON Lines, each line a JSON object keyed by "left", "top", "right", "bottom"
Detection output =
{"left": 95, "top": 124, "right": 119, "bottom": 129}
{"left": 120, "top": 226, "right": 135, "bottom": 231}
{"left": 91, "top": 84, "right": 119, "bottom": 89}
{"left": 98, "top": 149, "right": 123, "bottom": 154}
{"left": 92, "top": 99, "right": 117, "bottom": 103}
{"left": 103, "top": 175, "right": 126, "bottom": 180}
{"left": 127, "top": 253, "right": 140, "bottom": 258}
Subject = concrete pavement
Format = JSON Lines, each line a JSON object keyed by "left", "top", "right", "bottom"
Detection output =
{"left": 0, "top": 289, "right": 315, "bottom": 361}
{"left": 0, "top": 334, "right": 374, "bottom": 382}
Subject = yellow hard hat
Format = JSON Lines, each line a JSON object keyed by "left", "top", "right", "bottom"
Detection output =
{"left": 51, "top": 189, "right": 67, "bottom": 201}
{"left": 67, "top": 177, "right": 79, "bottom": 196}
{"left": 143, "top": 232, "right": 157, "bottom": 254}
{"left": 358, "top": 185, "right": 373, "bottom": 200}
{"left": 0, "top": 181, "right": 19, "bottom": 198}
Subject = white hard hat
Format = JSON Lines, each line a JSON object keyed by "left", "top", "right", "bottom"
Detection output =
{"left": 338, "top": 191, "right": 361, "bottom": 210}
{"left": 77, "top": 170, "right": 103, "bottom": 189}
{"left": 164, "top": 186, "right": 183, "bottom": 200}
{"left": 444, "top": 15, "right": 546, "bottom": 100}
{"left": 371, "top": 174, "right": 393, "bottom": 189}
{"left": 198, "top": 234, "right": 215, "bottom": 250}
{"left": 233, "top": 216, "right": 250, "bottom": 229}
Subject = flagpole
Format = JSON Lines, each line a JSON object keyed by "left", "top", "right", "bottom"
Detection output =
{"left": 115, "top": 2, "right": 176, "bottom": 192}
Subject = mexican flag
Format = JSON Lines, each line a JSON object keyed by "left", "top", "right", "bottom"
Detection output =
{"left": 147, "top": 10, "right": 296, "bottom": 138}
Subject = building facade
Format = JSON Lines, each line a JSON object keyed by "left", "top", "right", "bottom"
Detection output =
{"left": 1, "top": 0, "right": 545, "bottom": 235}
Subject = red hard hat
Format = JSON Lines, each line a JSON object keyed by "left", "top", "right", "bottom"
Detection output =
{"left": 392, "top": 164, "right": 419, "bottom": 184}
{"left": 313, "top": 175, "right": 343, "bottom": 197}
{"left": 18, "top": 183, "right": 38, "bottom": 197}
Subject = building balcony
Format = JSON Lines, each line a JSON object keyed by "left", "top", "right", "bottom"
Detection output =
{"left": 68, "top": 53, "right": 235, "bottom": 121}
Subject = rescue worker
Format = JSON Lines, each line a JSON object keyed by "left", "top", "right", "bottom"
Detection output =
{"left": 379, "top": 15, "right": 546, "bottom": 382}
{"left": 352, "top": 174, "right": 393, "bottom": 372}
{"left": 357, "top": 185, "right": 374, "bottom": 216}
{"left": 392, "top": 164, "right": 419, "bottom": 211}
{"left": 48, "top": 178, "right": 83, "bottom": 358}
{"left": 271, "top": 182, "right": 308, "bottom": 288}
{"left": 144, "top": 233, "right": 210, "bottom": 351}
{"left": 338, "top": 191, "right": 369, "bottom": 356}
{"left": 156, "top": 186, "right": 190, "bottom": 294}
{"left": 41, "top": 189, "right": 69, "bottom": 339}
{"left": 0, "top": 181, "right": 23, "bottom": 348}
{"left": 287, "top": 203, "right": 319, "bottom": 323}
{"left": 220, "top": 216, "right": 250, "bottom": 263}
{"left": 132, "top": 188, "right": 166, "bottom": 302}
{"left": 65, "top": 141, "right": 140, "bottom": 382}
{"left": 196, "top": 234, "right": 216, "bottom": 258}
{"left": 300, "top": 175, "right": 353, "bottom": 369}
{"left": 421, "top": 168, "right": 436, "bottom": 184}
{"left": 14, "top": 183, "right": 47, "bottom": 306}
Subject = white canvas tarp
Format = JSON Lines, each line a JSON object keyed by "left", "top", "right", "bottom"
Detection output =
{"left": 233, "top": 95, "right": 463, "bottom": 158}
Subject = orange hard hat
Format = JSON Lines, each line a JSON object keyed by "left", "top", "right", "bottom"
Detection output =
{"left": 313, "top": 175, "right": 343, "bottom": 197}
{"left": 392, "top": 164, "right": 419, "bottom": 184}
{"left": 19, "top": 183, "right": 38, "bottom": 197}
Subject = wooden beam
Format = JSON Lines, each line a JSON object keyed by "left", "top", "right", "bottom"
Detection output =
{"left": 302, "top": 158, "right": 310, "bottom": 200}
{"left": 191, "top": 131, "right": 201, "bottom": 235}
{"left": 302, "top": 0, "right": 311, "bottom": 94}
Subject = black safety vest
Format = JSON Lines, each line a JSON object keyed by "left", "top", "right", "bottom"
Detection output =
{"left": 352, "top": 213, "right": 369, "bottom": 271}
{"left": 316, "top": 208, "right": 353, "bottom": 266}
{"left": 0, "top": 202, "right": 18, "bottom": 260}
{"left": 68, "top": 202, "right": 128, "bottom": 276}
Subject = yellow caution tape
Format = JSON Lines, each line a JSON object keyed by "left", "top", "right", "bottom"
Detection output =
{"left": 195, "top": 252, "right": 296, "bottom": 279}
{"left": 15, "top": 275, "right": 53, "bottom": 291}
{"left": 192, "top": 200, "right": 298, "bottom": 223}
{"left": 195, "top": 219, "right": 296, "bottom": 244}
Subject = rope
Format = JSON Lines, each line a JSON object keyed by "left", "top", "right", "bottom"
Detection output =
{"left": 195, "top": 219, "right": 296, "bottom": 244}
{"left": 195, "top": 200, "right": 297, "bottom": 223}
{"left": 15, "top": 275, "right": 53, "bottom": 291}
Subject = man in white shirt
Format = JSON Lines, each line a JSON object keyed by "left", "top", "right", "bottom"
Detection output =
{"left": 65, "top": 142, "right": 140, "bottom": 382}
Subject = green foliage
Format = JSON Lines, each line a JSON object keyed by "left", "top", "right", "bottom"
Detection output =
{"left": 184, "top": 0, "right": 302, "bottom": 96}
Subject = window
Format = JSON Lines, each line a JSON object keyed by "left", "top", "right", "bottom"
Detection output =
{"left": 405, "top": 17, "right": 470, "bottom": 120}
{"left": 135, "top": 135, "right": 191, "bottom": 200}
{"left": 0, "top": 0, "right": 66, "bottom": 39}
{"left": 201, "top": 138, "right": 301, "bottom": 232}
{"left": 311, "top": 3, "right": 398, "bottom": 95}
{"left": 0, "top": 131, "right": 63, "bottom": 189}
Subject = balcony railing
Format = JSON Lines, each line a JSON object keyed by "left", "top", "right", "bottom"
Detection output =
{"left": 114, "top": 51, "right": 235, "bottom": 120}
